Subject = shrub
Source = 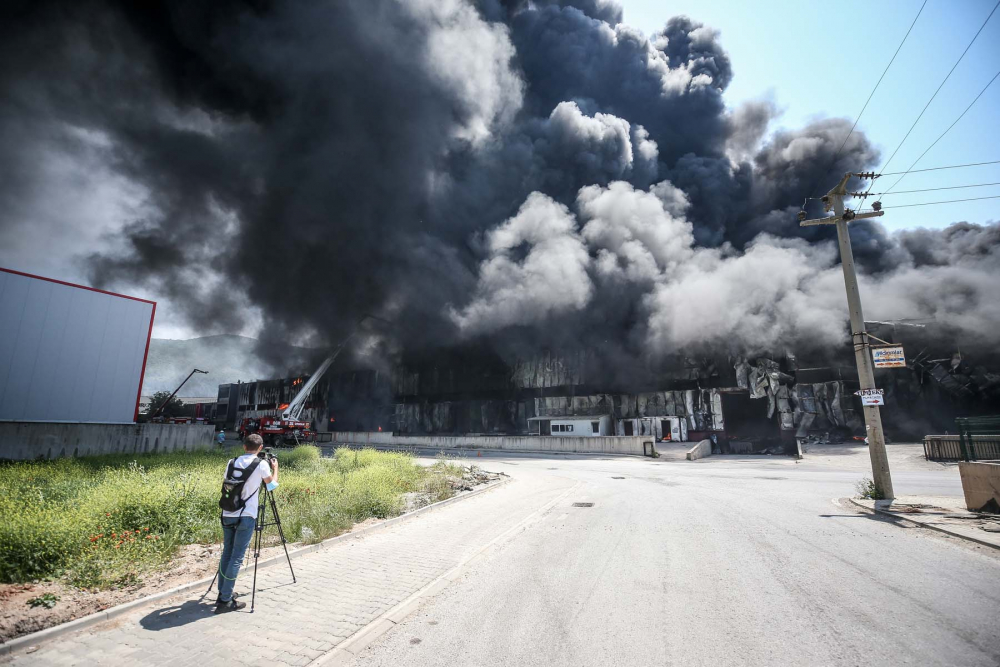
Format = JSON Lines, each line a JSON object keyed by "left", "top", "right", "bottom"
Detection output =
{"left": 855, "top": 477, "right": 885, "bottom": 500}
{"left": 0, "top": 446, "right": 430, "bottom": 587}
{"left": 279, "top": 445, "right": 322, "bottom": 471}
{"left": 0, "top": 507, "right": 82, "bottom": 582}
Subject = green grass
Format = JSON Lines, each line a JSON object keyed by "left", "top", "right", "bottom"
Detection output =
{"left": 0, "top": 446, "right": 445, "bottom": 589}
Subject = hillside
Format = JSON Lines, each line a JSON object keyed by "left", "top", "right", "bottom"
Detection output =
{"left": 141, "top": 335, "right": 310, "bottom": 396}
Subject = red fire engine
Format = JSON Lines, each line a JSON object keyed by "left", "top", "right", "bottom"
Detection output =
{"left": 238, "top": 415, "right": 313, "bottom": 446}
{"left": 237, "top": 316, "right": 385, "bottom": 447}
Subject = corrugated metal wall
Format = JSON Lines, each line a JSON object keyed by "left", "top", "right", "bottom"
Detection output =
{"left": 0, "top": 269, "right": 155, "bottom": 424}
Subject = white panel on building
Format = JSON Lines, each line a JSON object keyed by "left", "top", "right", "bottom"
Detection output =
{"left": 0, "top": 268, "right": 155, "bottom": 424}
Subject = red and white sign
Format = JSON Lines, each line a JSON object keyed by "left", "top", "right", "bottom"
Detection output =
{"left": 854, "top": 388, "right": 884, "bottom": 406}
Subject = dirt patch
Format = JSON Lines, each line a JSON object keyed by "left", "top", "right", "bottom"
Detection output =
{"left": 0, "top": 465, "right": 504, "bottom": 645}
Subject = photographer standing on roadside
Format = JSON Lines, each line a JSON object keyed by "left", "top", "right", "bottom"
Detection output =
{"left": 216, "top": 433, "right": 278, "bottom": 613}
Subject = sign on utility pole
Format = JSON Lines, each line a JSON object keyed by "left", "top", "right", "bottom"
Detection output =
{"left": 855, "top": 388, "right": 885, "bottom": 406}
{"left": 872, "top": 346, "right": 905, "bottom": 368}
{"left": 801, "top": 173, "right": 894, "bottom": 499}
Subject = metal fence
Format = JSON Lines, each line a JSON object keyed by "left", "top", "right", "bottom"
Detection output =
{"left": 924, "top": 417, "right": 1000, "bottom": 461}
{"left": 957, "top": 417, "right": 1000, "bottom": 462}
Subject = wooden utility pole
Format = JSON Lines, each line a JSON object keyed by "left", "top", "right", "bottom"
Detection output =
{"left": 801, "top": 173, "right": 894, "bottom": 499}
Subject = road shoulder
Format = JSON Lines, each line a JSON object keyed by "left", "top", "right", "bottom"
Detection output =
{"left": 848, "top": 495, "right": 1000, "bottom": 550}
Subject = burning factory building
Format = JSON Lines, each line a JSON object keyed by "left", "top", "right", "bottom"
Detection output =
{"left": 215, "top": 321, "right": 998, "bottom": 452}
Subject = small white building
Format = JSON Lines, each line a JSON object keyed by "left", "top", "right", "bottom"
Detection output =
{"left": 617, "top": 416, "right": 688, "bottom": 442}
{"left": 529, "top": 414, "right": 613, "bottom": 436}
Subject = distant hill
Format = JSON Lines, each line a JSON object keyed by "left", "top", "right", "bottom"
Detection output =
{"left": 141, "top": 335, "right": 311, "bottom": 396}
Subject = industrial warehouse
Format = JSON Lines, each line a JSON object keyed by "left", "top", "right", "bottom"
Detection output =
{"left": 211, "top": 323, "right": 1000, "bottom": 454}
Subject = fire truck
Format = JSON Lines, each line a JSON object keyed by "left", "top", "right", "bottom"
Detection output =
{"left": 238, "top": 415, "right": 313, "bottom": 446}
{"left": 238, "top": 316, "right": 383, "bottom": 447}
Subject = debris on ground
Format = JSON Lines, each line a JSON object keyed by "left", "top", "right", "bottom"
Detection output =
{"left": 403, "top": 465, "right": 507, "bottom": 512}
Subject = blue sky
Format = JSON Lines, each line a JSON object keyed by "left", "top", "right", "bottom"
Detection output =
{"left": 621, "top": 0, "right": 1000, "bottom": 232}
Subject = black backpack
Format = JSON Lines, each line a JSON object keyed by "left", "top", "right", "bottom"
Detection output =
{"left": 219, "top": 458, "right": 260, "bottom": 513}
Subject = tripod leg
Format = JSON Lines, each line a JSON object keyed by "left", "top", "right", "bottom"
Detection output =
{"left": 205, "top": 570, "right": 218, "bottom": 596}
{"left": 250, "top": 490, "right": 266, "bottom": 613}
{"left": 269, "top": 491, "right": 297, "bottom": 582}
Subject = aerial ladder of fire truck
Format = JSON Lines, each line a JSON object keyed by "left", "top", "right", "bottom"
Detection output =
{"left": 277, "top": 315, "right": 385, "bottom": 443}
{"left": 281, "top": 343, "right": 347, "bottom": 423}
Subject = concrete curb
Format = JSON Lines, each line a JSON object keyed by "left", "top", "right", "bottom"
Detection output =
{"left": 0, "top": 477, "right": 511, "bottom": 658}
{"left": 846, "top": 497, "right": 1000, "bottom": 551}
{"left": 309, "top": 479, "right": 584, "bottom": 666}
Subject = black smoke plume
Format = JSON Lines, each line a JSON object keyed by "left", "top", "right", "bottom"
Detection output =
{"left": 1, "top": 0, "right": 997, "bottom": 375}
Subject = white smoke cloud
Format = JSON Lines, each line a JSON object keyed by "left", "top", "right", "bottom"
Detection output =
{"left": 579, "top": 180, "right": 694, "bottom": 282}
{"left": 456, "top": 179, "right": 1000, "bottom": 354}
{"left": 449, "top": 192, "right": 593, "bottom": 332}
{"left": 542, "top": 101, "right": 658, "bottom": 182}
{"left": 644, "top": 237, "right": 848, "bottom": 353}
{"left": 547, "top": 101, "right": 634, "bottom": 176}
{"left": 408, "top": 0, "right": 524, "bottom": 144}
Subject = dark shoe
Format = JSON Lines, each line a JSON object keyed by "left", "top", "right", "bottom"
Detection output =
{"left": 214, "top": 592, "right": 239, "bottom": 606}
{"left": 214, "top": 599, "right": 246, "bottom": 613}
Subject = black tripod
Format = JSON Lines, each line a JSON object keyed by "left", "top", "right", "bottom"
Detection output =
{"left": 249, "top": 482, "right": 296, "bottom": 612}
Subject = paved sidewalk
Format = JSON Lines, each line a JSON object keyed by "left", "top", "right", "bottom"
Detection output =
{"left": 8, "top": 473, "right": 574, "bottom": 667}
{"left": 851, "top": 494, "right": 1000, "bottom": 549}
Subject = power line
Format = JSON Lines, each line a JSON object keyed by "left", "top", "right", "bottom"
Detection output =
{"left": 850, "top": 181, "right": 1000, "bottom": 197}
{"left": 878, "top": 159, "right": 1000, "bottom": 176}
{"left": 882, "top": 67, "right": 1000, "bottom": 193}
{"left": 807, "top": 162, "right": 1000, "bottom": 202}
{"left": 867, "top": 194, "right": 1000, "bottom": 209}
{"left": 829, "top": 0, "right": 927, "bottom": 168}
{"left": 874, "top": 0, "right": 1000, "bottom": 177}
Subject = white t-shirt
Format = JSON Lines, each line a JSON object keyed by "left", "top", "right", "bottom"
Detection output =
{"left": 222, "top": 454, "right": 273, "bottom": 519}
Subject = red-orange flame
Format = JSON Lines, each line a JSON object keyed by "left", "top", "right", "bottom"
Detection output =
{"left": 278, "top": 403, "right": 289, "bottom": 410}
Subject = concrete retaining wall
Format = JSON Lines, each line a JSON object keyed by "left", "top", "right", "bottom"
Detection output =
{"left": 0, "top": 422, "right": 215, "bottom": 460}
{"left": 686, "top": 439, "right": 712, "bottom": 461}
{"left": 959, "top": 461, "right": 1000, "bottom": 512}
{"left": 322, "top": 431, "right": 654, "bottom": 456}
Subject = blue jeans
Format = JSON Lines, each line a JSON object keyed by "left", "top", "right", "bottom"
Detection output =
{"left": 218, "top": 516, "right": 256, "bottom": 602}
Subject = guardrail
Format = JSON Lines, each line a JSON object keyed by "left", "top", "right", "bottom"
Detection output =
{"left": 957, "top": 416, "right": 1000, "bottom": 462}
{"left": 924, "top": 431, "right": 1000, "bottom": 462}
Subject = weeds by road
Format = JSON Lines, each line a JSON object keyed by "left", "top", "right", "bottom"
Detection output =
{"left": 855, "top": 476, "right": 886, "bottom": 500}
{"left": 0, "top": 446, "right": 442, "bottom": 590}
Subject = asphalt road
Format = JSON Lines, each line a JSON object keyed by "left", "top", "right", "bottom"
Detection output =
{"left": 349, "top": 447, "right": 1000, "bottom": 667}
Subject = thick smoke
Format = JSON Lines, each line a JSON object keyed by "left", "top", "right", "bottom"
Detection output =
{"left": 1, "top": 0, "right": 997, "bottom": 372}
{"left": 456, "top": 180, "right": 1000, "bottom": 356}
